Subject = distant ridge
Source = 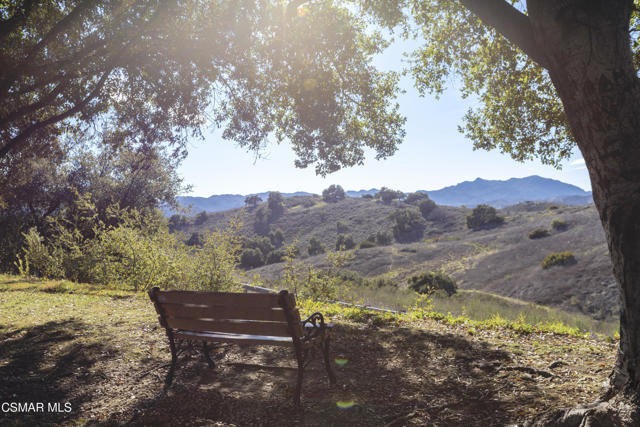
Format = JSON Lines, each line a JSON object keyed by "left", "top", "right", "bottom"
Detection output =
{"left": 167, "top": 175, "right": 592, "bottom": 215}
{"left": 424, "top": 175, "right": 592, "bottom": 208}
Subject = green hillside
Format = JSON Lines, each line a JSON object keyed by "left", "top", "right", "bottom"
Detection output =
{"left": 178, "top": 197, "right": 616, "bottom": 322}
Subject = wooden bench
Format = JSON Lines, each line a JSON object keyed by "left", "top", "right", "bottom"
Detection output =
{"left": 148, "top": 287, "right": 336, "bottom": 405}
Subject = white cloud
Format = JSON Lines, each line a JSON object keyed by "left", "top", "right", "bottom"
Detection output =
{"left": 570, "top": 158, "right": 585, "bottom": 166}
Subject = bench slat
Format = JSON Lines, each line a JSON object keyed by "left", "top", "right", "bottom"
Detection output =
{"left": 174, "top": 330, "right": 294, "bottom": 347}
{"left": 156, "top": 290, "right": 281, "bottom": 308}
{"left": 159, "top": 303, "right": 287, "bottom": 322}
{"left": 166, "top": 317, "right": 291, "bottom": 337}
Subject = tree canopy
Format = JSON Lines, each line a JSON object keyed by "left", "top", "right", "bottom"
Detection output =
{"left": 0, "top": 0, "right": 405, "bottom": 177}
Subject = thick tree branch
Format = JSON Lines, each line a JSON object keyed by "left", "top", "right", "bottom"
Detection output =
{"left": 459, "top": 0, "right": 549, "bottom": 68}
{"left": 0, "top": 68, "right": 113, "bottom": 159}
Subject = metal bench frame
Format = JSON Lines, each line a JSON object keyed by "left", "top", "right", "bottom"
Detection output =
{"left": 148, "top": 287, "right": 336, "bottom": 405}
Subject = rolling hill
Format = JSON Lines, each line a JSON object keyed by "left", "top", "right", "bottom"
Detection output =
{"left": 167, "top": 175, "right": 592, "bottom": 214}
{"left": 177, "top": 195, "right": 617, "bottom": 322}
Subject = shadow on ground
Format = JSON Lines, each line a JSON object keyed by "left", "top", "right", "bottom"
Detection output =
{"left": 0, "top": 320, "right": 115, "bottom": 426}
{"left": 126, "top": 323, "right": 541, "bottom": 426}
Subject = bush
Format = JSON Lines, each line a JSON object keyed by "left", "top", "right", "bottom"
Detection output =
{"left": 194, "top": 211, "right": 208, "bottom": 225}
{"left": 405, "top": 192, "right": 429, "bottom": 205}
{"left": 389, "top": 209, "right": 426, "bottom": 242}
{"left": 362, "top": 194, "right": 374, "bottom": 199}
{"left": 269, "top": 229, "right": 285, "bottom": 248}
{"left": 265, "top": 249, "right": 286, "bottom": 265}
{"left": 542, "top": 251, "right": 576, "bottom": 269}
{"left": 375, "top": 187, "right": 405, "bottom": 204}
{"left": 307, "top": 237, "right": 326, "bottom": 256}
{"left": 466, "top": 204, "right": 505, "bottom": 230}
{"left": 335, "top": 234, "right": 356, "bottom": 250}
{"left": 375, "top": 230, "right": 393, "bottom": 246}
{"left": 240, "top": 248, "right": 264, "bottom": 269}
{"left": 186, "top": 231, "right": 205, "bottom": 246}
{"left": 359, "top": 240, "right": 376, "bottom": 249}
{"left": 551, "top": 219, "right": 569, "bottom": 231}
{"left": 336, "top": 221, "right": 349, "bottom": 234}
{"left": 418, "top": 198, "right": 437, "bottom": 218}
{"left": 408, "top": 271, "right": 457, "bottom": 296}
{"left": 267, "top": 192, "right": 285, "bottom": 218}
{"left": 302, "top": 198, "right": 317, "bottom": 208}
{"left": 322, "top": 184, "right": 346, "bottom": 203}
{"left": 528, "top": 228, "right": 550, "bottom": 239}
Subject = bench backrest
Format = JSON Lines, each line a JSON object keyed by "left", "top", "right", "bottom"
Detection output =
{"left": 149, "top": 288, "right": 304, "bottom": 339}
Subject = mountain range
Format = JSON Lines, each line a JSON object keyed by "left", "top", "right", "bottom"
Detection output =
{"left": 168, "top": 175, "right": 592, "bottom": 215}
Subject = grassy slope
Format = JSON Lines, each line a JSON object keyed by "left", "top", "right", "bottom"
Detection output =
{"left": 0, "top": 276, "right": 616, "bottom": 426}
{"left": 186, "top": 198, "right": 616, "bottom": 321}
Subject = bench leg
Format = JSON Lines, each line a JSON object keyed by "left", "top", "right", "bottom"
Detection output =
{"left": 165, "top": 332, "right": 178, "bottom": 388}
{"left": 295, "top": 354, "right": 304, "bottom": 407}
{"left": 202, "top": 342, "right": 215, "bottom": 368}
{"left": 322, "top": 334, "right": 337, "bottom": 385}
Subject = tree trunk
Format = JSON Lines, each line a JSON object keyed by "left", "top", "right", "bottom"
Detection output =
{"left": 525, "top": 0, "right": 640, "bottom": 423}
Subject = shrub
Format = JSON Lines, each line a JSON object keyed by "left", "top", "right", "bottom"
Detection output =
{"left": 194, "top": 211, "right": 208, "bottom": 225}
{"left": 362, "top": 194, "right": 374, "bottom": 199}
{"left": 322, "top": 184, "right": 346, "bottom": 203}
{"left": 418, "top": 198, "right": 437, "bottom": 218}
{"left": 542, "top": 251, "right": 577, "bottom": 269}
{"left": 551, "top": 219, "right": 569, "bottom": 231}
{"left": 168, "top": 214, "right": 189, "bottom": 232}
{"left": 375, "top": 187, "right": 405, "bottom": 204}
{"left": 408, "top": 271, "right": 457, "bottom": 296}
{"left": 466, "top": 204, "right": 505, "bottom": 230}
{"left": 359, "top": 240, "right": 376, "bottom": 249}
{"left": 528, "top": 228, "right": 550, "bottom": 239}
{"left": 302, "top": 198, "right": 317, "bottom": 208}
{"left": 269, "top": 229, "right": 285, "bottom": 248}
{"left": 375, "top": 230, "right": 393, "bottom": 246}
{"left": 335, "top": 234, "right": 356, "bottom": 251}
{"left": 389, "top": 209, "right": 426, "bottom": 242}
{"left": 240, "top": 248, "right": 264, "bottom": 269}
{"left": 405, "top": 191, "right": 429, "bottom": 205}
{"left": 265, "top": 249, "right": 286, "bottom": 264}
{"left": 267, "top": 192, "right": 285, "bottom": 218}
{"left": 307, "top": 237, "right": 326, "bottom": 256}
{"left": 336, "top": 221, "right": 349, "bottom": 234}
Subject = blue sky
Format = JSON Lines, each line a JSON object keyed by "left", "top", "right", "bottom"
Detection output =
{"left": 178, "top": 37, "right": 590, "bottom": 197}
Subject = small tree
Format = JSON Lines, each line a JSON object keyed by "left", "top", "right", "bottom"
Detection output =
{"left": 375, "top": 230, "right": 393, "bottom": 246}
{"left": 418, "top": 198, "right": 437, "bottom": 218}
{"left": 307, "top": 237, "right": 326, "bottom": 256}
{"left": 389, "top": 209, "right": 426, "bottom": 242}
{"left": 168, "top": 214, "right": 189, "bottom": 232}
{"left": 240, "top": 248, "right": 264, "bottom": 269}
{"left": 267, "top": 192, "right": 285, "bottom": 218}
{"left": 244, "top": 195, "right": 262, "bottom": 210}
{"left": 408, "top": 272, "right": 457, "bottom": 296}
{"left": 336, "top": 221, "right": 349, "bottom": 234}
{"left": 466, "top": 205, "right": 505, "bottom": 230}
{"left": 375, "top": 187, "right": 405, "bottom": 204}
{"left": 405, "top": 192, "right": 429, "bottom": 205}
{"left": 335, "top": 234, "right": 356, "bottom": 251}
{"left": 194, "top": 210, "right": 208, "bottom": 225}
{"left": 322, "top": 184, "right": 346, "bottom": 203}
{"left": 186, "top": 232, "right": 205, "bottom": 246}
{"left": 269, "top": 228, "right": 285, "bottom": 248}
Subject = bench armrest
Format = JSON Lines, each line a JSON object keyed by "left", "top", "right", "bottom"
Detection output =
{"left": 300, "top": 312, "right": 329, "bottom": 340}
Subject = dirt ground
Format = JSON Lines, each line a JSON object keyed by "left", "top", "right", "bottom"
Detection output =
{"left": 0, "top": 284, "right": 616, "bottom": 426}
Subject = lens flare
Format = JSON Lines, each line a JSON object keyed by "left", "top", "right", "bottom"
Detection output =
{"left": 336, "top": 400, "right": 356, "bottom": 409}
{"left": 334, "top": 358, "right": 348, "bottom": 366}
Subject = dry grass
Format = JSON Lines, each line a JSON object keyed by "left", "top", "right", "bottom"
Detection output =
{"left": 0, "top": 276, "right": 616, "bottom": 426}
